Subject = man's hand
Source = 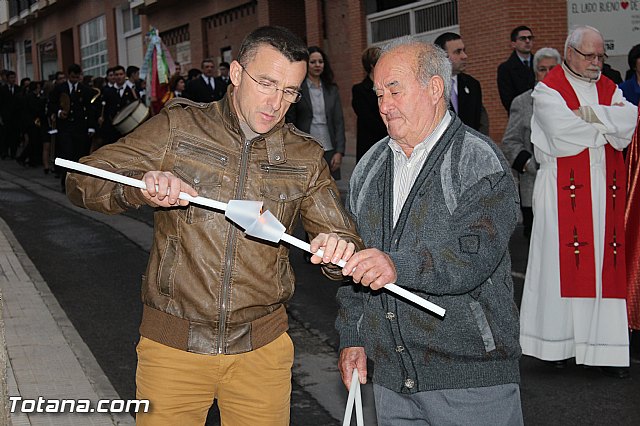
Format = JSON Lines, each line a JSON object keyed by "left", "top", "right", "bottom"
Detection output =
{"left": 342, "top": 248, "right": 397, "bottom": 291}
{"left": 309, "top": 233, "right": 356, "bottom": 265}
{"left": 141, "top": 171, "right": 198, "bottom": 208}
{"left": 339, "top": 347, "right": 368, "bottom": 390}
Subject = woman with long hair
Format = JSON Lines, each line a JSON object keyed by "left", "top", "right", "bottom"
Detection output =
{"left": 286, "top": 46, "right": 345, "bottom": 180}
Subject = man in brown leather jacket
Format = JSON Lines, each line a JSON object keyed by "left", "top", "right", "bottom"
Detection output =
{"left": 66, "top": 26, "right": 363, "bottom": 426}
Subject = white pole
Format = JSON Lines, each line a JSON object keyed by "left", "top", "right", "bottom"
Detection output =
{"left": 280, "top": 234, "right": 445, "bottom": 317}
{"left": 56, "top": 158, "right": 228, "bottom": 212}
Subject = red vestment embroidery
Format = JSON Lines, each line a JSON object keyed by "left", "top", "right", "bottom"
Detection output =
{"left": 543, "top": 66, "right": 626, "bottom": 298}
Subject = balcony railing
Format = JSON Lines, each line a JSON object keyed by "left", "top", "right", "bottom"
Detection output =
{"left": 367, "top": 0, "right": 458, "bottom": 45}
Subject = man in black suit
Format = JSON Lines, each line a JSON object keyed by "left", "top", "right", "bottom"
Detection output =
{"left": 184, "top": 58, "right": 226, "bottom": 103}
{"left": 218, "top": 61, "right": 231, "bottom": 93}
{"left": 49, "top": 63, "right": 96, "bottom": 190}
{"left": 0, "top": 70, "right": 24, "bottom": 159}
{"left": 101, "top": 65, "right": 139, "bottom": 146}
{"left": 497, "top": 25, "right": 536, "bottom": 113}
{"left": 434, "top": 32, "right": 489, "bottom": 135}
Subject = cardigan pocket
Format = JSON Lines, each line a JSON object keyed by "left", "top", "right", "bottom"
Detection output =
{"left": 469, "top": 299, "right": 496, "bottom": 353}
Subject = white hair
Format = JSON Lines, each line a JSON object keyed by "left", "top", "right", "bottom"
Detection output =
{"left": 533, "top": 47, "right": 562, "bottom": 70}
{"left": 564, "top": 25, "right": 603, "bottom": 56}
{"left": 380, "top": 36, "right": 453, "bottom": 104}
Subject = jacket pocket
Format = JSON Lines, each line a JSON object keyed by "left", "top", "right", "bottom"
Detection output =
{"left": 173, "top": 137, "right": 227, "bottom": 224}
{"left": 469, "top": 300, "right": 496, "bottom": 353}
{"left": 157, "top": 236, "right": 179, "bottom": 297}
{"left": 260, "top": 176, "right": 306, "bottom": 230}
{"left": 277, "top": 256, "right": 295, "bottom": 303}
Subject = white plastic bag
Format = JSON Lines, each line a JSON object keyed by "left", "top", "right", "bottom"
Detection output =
{"left": 342, "top": 368, "right": 364, "bottom": 426}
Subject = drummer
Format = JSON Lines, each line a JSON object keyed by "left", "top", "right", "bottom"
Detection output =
{"left": 101, "top": 65, "right": 139, "bottom": 146}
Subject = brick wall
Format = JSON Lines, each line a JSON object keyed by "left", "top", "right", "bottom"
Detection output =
{"left": 459, "top": 0, "right": 567, "bottom": 143}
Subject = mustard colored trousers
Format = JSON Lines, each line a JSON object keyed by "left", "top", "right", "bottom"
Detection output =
{"left": 135, "top": 333, "right": 293, "bottom": 425}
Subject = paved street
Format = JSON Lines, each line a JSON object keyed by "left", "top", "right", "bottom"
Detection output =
{"left": 0, "top": 157, "right": 639, "bottom": 425}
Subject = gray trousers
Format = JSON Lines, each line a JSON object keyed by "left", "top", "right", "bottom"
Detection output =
{"left": 373, "top": 383, "right": 523, "bottom": 426}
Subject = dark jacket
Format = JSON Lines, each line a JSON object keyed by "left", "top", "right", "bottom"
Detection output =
{"left": 66, "top": 91, "right": 364, "bottom": 356}
{"left": 49, "top": 82, "right": 97, "bottom": 131}
{"left": 285, "top": 80, "right": 346, "bottom": 155}
{"left": 336, "top": 115, "right": 521, "bottom": 393}
{"left": 0, "top": 84, "right": 23, "bottom": 129}
{"left": 455, "top": 73, "right": 489, "bottom": 135}
{"left": 352, "top": 76, "right": 387, "bottom": 162}
{"left": 497, "top": 51, "right": 536, "bottom": 112}
{"left": 184, "top": 75, "right": 226, "bottom": 103}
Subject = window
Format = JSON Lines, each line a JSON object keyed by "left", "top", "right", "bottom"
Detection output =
{"left": 122, "top": 5, "right": 141, "bottom": 35}
{"left": 80, "top": 15, "right": 108, "bottom": 77}
{"left": 367, "top": 0, "right": 458, "bottom": 45}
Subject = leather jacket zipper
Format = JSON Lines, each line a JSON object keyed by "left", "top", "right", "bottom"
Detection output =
{"left": 260, "top": 164, "right": 307, "bottom": 174}
{"left": 176, "top": 139, "right": 229, "bottom": 166}
{"left": 217, "top": 137, "right": 253, "bottom": 354}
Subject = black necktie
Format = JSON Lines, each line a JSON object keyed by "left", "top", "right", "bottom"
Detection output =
{"left": 523, "top": 59, "right": 529, "bottom": 68}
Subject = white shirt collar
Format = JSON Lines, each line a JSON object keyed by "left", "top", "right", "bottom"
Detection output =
{"left": 388, "top": 111, "right": 452, "bottom": 159}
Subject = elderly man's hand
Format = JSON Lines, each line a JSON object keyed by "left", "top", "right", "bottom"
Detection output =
{"left": 338, "top": 347, "right": 367, "bottom": 390}
{"left": 342, "top": 248, "right": 397, "bottom": 291}
{"left": 141, "top": 170, "right": 198, "bottom": 208}
{"left": 309, "top": 233, "right": 356, "bottom": 266}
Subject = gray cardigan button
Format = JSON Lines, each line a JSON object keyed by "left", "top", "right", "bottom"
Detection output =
{"left": 404, "top": 378, "right": 415, "bottom": 389}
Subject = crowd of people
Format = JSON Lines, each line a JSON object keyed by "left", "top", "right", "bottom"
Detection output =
{"left": 0, "top": 59, "right": 232, "bottom": 191}
{"left": 0, "top": 21, "right": 639, "bottom": 425}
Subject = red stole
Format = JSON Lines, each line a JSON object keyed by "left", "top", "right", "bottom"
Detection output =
{"left": 543, "top": 66, "right": 626, "bottom": 299}
{"left": 625, "top": 108, "right": 640, "bottom": 328}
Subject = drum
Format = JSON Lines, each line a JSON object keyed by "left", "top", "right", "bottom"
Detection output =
{"left": 112, "top": 100, "right": 150, "bottom": 135}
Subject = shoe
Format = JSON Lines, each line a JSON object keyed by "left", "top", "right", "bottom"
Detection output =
{"left": 43, "top": 168, "right": 50, "bottom": 175}
{"left": 545, "top": 359, "right": 568, "bottom": 369}
{"left": 599, "top": 366, "right": 630, "bottom": 379}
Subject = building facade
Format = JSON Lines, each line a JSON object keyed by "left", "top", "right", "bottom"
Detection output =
{"left": 0, "top": 0, "right": 630, "bottom": 152}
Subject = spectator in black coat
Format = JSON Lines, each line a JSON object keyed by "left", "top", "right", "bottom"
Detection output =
{"left": 497, "top": 25, "right": 536, "bottom": 113}
{"left": 435, "top": 32, "right": 489, "bottom": 135}
{"left": 184, "top": 58, "right": 226, "bottom": 103}
{"left": 352, "top": 47, "right": 387, "bottom": 163}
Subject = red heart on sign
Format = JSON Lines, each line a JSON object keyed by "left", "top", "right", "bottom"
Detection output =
{"left": 622, "top": 1, "right": 629, "bottom": 9}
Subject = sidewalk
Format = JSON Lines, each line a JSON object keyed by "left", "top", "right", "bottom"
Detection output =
{"left": 0, "top": 192, "right": 134, "bottom": 425}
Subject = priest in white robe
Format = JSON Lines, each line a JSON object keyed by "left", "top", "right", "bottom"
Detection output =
{"left": 520, "top": 25, "right": 638, "bottom": 379}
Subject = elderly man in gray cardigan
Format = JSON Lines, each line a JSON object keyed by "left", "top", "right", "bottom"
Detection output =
{"left": 501, "top": 47, "right": 562, "bottom": 239}
{"left": 336, "top": 38, "right": 523, "bottom": 425}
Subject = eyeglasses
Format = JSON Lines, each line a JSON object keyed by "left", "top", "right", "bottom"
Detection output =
{"left": 517, "top": 35, "right": 535, "bottom": 42}
{"left": 571, "top": 46, "right": 607, "bottom": 63}
{"left": 240, "top": 65, "right": 302, "bottom": 103}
